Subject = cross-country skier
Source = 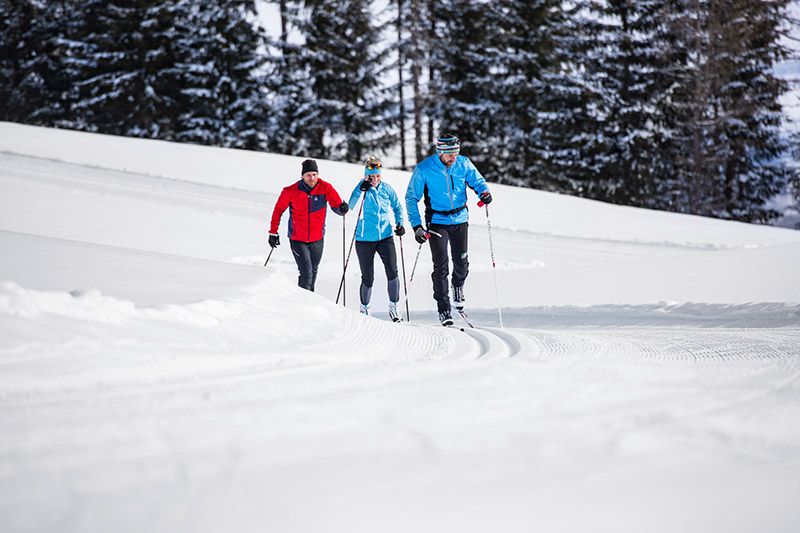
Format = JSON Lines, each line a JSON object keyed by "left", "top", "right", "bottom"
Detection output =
{"left": 269, "top": 159, "right": 349, "bottom": 291}
{"left": 405, "top": 133, "right": 492, "bottom": 326}
{"left": 347, "top": 156, "right": 406, "bottom": 322}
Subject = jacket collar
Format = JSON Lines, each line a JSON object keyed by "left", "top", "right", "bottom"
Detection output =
{"left": 431, "top": 153, "right": 456, "bottom": 171}
{"left": 298, "top": 179, "right": 317, "bottom": 193}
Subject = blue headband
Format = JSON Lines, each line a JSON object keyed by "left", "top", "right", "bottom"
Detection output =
{"left": 365, "top": 167, "right": 382, "bottom": 176}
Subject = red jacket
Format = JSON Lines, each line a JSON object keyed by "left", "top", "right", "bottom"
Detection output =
{"left": 270, "top": 179, "right": 344, "bottom": 242}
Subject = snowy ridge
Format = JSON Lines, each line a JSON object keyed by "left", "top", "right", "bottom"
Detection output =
{"left": 0, "top": 275, "right": 473, "bottom": 397}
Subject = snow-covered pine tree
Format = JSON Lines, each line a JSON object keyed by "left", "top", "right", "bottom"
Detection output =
{"left": 169, "top": 0, "right": 219, "bottom": 145}
{"left": 0, "top": 0, "right": 71, "bottom": 125}
{"left": 206, "top": 0, "right": 268, "bottom": 149}
{"left": 495, "top": 0, "right": 594, "bottom": 193}
{"left": 425, "top": 0, "right": 504, "bottom": 178}
{"left": 172, "top": 0, "right": 268, "bottom": 149}
{"left": 664, "top": 0, "right": 793, "bottom": 222}
{"left": 291, "top": 0, "right": 397, "bottom": 162}
{"left": 407, "top": 0, "right": 432, "bottom": 162}
{"left": 264, "top": 0, "right": 316, "bottom": 156}
{"left": 578, "top": 0, "right": 676, "bottom": 206}
{"left": 64, "top": 0, "right": 184, "bottom": 138}
{"left": 389, "top": 0, "right": 411, "bottom": 169}
{"left": 711, "top": 0, "right": 793, "bottom": 222}
{"left": 791, "top": 133, "right": 800, "bottom": 227}
{"left": 58, "top": 0, "right": 267, "bottom": 148}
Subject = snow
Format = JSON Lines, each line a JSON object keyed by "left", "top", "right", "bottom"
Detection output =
{"left": 1, "top": 121, "right": 799, "bottom": 533}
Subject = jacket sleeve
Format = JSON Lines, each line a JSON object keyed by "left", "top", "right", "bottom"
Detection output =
{"left": 269, "top": 188, "right": 291, "bottom": 234}
{"left": 326, "top": 182, "right": 345, "bottom": 214}
{"left": 348, "top": 181, "right": 364, "bottom": 211}
{"left": 389, "top": 184, "right": 405, "bottom": 227}
{"left": 464, "top": 158, "right": 489, "bottom": 196}
{"left": 405, "top": 167, "right": 425, "bottom": 228}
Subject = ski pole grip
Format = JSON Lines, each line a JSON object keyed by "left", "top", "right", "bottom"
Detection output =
{"left": 477, "top": 200, "right": 485, "bottom": 208}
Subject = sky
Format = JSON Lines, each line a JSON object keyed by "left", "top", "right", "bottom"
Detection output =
{"left": 1, "top": 122, "right": 799, "bottom": 532}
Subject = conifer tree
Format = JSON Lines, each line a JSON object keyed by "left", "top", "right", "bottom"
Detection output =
{"left": 578, "top": 0, "right": 676, "bottom": 205}
{"left": 172, "top": 0, "right": 268, "bottom": 149}
{"left": 0, "top": 0, "right": 71, "bottom": 125}
{"left": 712, "top": 0, "right": 793, "bottom": 222}
{"left": 264, "top": 0, "right": 316, "bottom": 156}
{"left": 297, "top": 0, "right": 397, "bottom": 162}
{"left": 498, "top": 0, "right": 593, "bottom": 193}
{"left": 65, "top": 0, "right": 184, "bottom": 138}
{"left": 426, "top": 0, "right": 504, "bottom": 177}
{"left": 663, "top": 0, "right": 793, "bottom": 221}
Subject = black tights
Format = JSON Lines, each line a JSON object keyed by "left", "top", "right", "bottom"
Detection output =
{"left": 428, "top": 222, "right": 469, "bottom": 313}
{"left": 290, "top": 239, "right": 324, "bottom": 291}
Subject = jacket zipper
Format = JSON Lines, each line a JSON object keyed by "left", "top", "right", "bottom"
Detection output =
{"left": 361, "top": 188, "right": 374, "bottom": 239}
{"left": 445, "top": 167, "right": 455, "bottom": 211}
{"left": 359, "top": 192, "right": 367, "bottom": 239}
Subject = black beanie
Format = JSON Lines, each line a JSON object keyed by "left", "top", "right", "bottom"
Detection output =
{"left": 301, "top": 159, "right": 318, "bottom": 175}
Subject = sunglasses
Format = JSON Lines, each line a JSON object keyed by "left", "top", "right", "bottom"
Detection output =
{"left": 367, "top": 162, "right": 382, "bottom": 170}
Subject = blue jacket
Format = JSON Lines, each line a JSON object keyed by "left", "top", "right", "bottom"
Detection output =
{"left": 405, "top": 154, "right": 490, "bottom": 228}
{"left": 348, "top": 180, "right": 405, "bottom": 242}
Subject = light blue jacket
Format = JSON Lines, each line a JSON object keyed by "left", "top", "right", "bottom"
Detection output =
{"left": 348, "top": 180, "right": 405, "bottom": 242}
{"left": 405, "top": 154, "right": 489, "bottom": 228}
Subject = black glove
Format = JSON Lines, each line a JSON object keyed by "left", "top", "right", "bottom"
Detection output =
{"left": 359, "top": 179, "right": 372, "bottom": 192}
{"left": 480, "top": 191, "right": 493, "bottom": 205}
{"left": 268, "top": 234, "right": 280, "bottom": 248}
{"left": 413, "top": 225, "right": 429, "bottom": 244}
{"left": 339, "top": 202, "right": 349, "bottom": 215}
{"left": 394, "top": 224, "right": 406, "bottom": 237}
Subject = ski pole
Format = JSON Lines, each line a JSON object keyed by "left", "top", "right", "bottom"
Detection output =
{"left": 408, "top": 229, "right": 439, "bottom": 284}
{"left": 409, "top": 242, "right": 423, "bottom": 284}
{"left": 398, "top": 233, "right": 411, "bottom": 322}
{"left": 342, "top": 211, "right": 346, "bottom": 306}
{"left": 264, "top": 246, "right": 275, "bottom": 267}
{"left": 477, "top": 199, "right": 503, "bottom": 328}
{"left": 335, "top": 192, "right": 365, "bottom": 305}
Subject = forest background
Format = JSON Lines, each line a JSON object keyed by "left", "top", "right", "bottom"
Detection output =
{"left": 2, "top": 0, "right": 799, "bottom": 226}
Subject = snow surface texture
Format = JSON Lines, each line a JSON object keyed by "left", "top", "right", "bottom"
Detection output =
{"left": 1, "top": 122, "right": 800, "bottom": 533}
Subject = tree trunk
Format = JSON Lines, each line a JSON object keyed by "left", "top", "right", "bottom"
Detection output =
{"left": 396, "top": 0, "right": 407, "bottom": 169}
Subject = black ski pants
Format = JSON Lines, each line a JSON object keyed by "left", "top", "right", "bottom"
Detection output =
{"left": 355, "top": 236, "right": 399, "bottom": 305}
{"left": 290, "top": 239, "right": 324, "bottom": 291}
{"left": 428, "top": 222, "right": 469, "bottom": 313}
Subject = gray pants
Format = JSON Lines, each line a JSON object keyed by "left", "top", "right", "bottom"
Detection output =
{"left": 355, "top": 236, "right": 399, "bottom": 305}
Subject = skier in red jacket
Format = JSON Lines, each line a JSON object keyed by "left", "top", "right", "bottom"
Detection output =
{"left": 269, "top": 159, "right": 349, "bottom": 291}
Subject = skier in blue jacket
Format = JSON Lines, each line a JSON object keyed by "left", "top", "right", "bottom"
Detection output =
{"left": 405, "top": 133, "right": 492, "bottom": 326}
{"left": 348, "top": 155, "right": 406, "bottom": 322}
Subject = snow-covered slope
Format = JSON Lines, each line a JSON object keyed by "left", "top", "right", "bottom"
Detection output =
{"left": 1, "top": 122, "right": 799, "bottom": 533}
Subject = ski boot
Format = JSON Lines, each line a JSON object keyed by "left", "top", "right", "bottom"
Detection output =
{"left": 388, "top": 303, "right": 402, "bottom": 323}
{"left": 452, "top": 284, "right": 465, "bottom": 310}
{"left": 438, "top": 309, "right": 454, "bottom": 327}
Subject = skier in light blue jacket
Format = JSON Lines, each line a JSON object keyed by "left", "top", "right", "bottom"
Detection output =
{"left": 405, "top": 133, "right": 492, "bottom": 326}
{"left": 348, "top": 155, "right": 406, "bottom": 322}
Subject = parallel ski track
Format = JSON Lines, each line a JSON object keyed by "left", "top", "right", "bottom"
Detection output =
{"left": 520, "top": 327, "right": 800, "bottom": 364}
{"left": 0, "top": 152, "right": 273, "bottom": 216}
